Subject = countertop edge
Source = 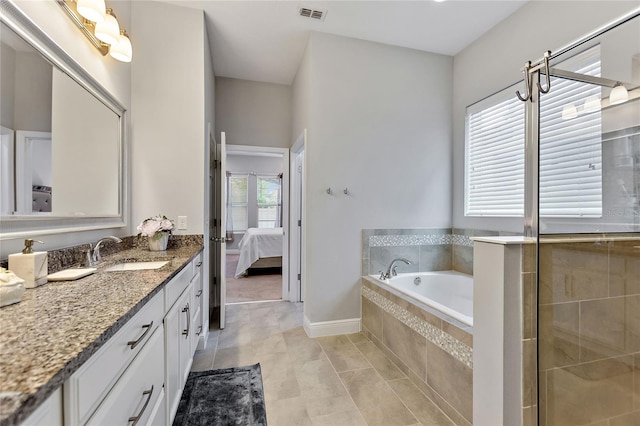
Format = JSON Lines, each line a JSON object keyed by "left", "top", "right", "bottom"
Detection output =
{"left": 0, "top": 247, "right": 203, "bottom": 426}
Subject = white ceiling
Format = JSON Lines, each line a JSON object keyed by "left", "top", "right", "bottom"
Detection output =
{"left": 160, "top": 0, "right": 528, "bottom": 85}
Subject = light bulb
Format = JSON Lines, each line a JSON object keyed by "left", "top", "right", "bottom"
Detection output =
{"left": 109, "top": 31, "right": 132, "bottom": 63}
{"left": 76, "top": 0, "right": 106, "bottom": 22}
{"left": 583, "top": 95, "right": 601, "bottom": 114}
{"left": 95, "top": 9, "right": 120, "bottom": 45}
{"left": 610, "top": 83, "right": 629, "bottom": 105}
{"left": 562, "top": 104, "right": 578, "bottom": 120}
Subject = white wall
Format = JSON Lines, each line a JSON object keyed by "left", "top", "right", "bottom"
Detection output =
{"left": 131, "top": 1, "right": 205, "bottom": 235}
{"left": 0, "top": 0, "right": 132, "bottom": 258}
{"left": 0, "top": 43, "right": 16, "bottom": 129}
{"left": 13, "top": 51, "right": 52, "bottom": 132}
{"left": 292, "top": 40, "right": 312, "bottom": 144}
{"left": 452, "top": 1, "right": 640, "bottom": 233}
{"left": 226, "top": 154, "right": 283, "bottom": 175}
{"left": 295, "top": 32, "right": 453, "bottom": 323}
{"left": 52, "top": 69, "right": 119, "bottom": 216}
{"left": 216, "top": 77, "right": 291, "bottom": 148}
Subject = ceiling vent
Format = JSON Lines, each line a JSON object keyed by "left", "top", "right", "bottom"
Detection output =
{"left": 299, "top": 7, "right": 327, "bottom": 21}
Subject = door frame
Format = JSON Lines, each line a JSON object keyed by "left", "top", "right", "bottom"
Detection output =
{"left": 289, "top": 130, "right": 307, "bottom": 303}
{"left": 224, "top": 144, "right": 291, "bottom": 301}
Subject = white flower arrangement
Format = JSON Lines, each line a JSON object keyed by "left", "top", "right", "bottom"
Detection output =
{"left": 137, "top": 214, "right": 174, "bottom": 240}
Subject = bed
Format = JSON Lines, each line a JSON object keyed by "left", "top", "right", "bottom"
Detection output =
{"left": 234, "top": 227, "right": 283, "bottom": 278}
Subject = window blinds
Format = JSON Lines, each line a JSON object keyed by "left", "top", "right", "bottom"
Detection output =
{"left": 465, "top": 45, "right": 602, "bottom": 217}
{"left": 539, "top": 46, "right": 602, "bottom": 217}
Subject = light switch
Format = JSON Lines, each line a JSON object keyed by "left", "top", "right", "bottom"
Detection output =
{"left": 177, "top": 216, "right": 187, "bottom": 230}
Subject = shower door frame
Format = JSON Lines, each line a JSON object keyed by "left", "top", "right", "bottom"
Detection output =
{"left": 521, "top": 6, "right": 640, "bottom": 425}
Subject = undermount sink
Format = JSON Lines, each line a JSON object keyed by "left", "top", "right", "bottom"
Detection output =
{"left": 104, "top": 261, "right": 169, "bottom": 272}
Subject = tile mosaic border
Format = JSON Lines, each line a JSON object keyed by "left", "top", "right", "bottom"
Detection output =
{"left": 369, "top": 234, "right": 473, "bottom": 248}
{"left": 362, "top": 285, "right": 473, "bottom": 368}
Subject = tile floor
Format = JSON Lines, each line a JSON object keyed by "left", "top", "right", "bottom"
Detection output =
{"left": 191, "top": 301, "right": 455, "bottom": 426}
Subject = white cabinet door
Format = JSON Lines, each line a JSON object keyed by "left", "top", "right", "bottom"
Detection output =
{"left": 165, "top": 285, "right": 193, "bottom": 424}
{"left": 22, "top": 388, "right": 63, "bottom": 426}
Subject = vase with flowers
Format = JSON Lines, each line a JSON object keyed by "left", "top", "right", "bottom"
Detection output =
{"left": 137, "top": 215, "right": 174, "bottom": 251}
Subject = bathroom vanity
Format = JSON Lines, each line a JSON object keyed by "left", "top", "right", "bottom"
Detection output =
{"left": 0, "top": 243, "right": 204, "bottom": 426}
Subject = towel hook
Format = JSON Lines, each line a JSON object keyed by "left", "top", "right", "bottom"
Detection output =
{"left": 537, "top": 51, "right": 552, "bottom": 94}
{"left": 516, "top": 61, "right": 533, "bottom": 102}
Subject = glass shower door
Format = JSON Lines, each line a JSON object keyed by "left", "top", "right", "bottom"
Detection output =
{"left": 535, "top": 12, "right": 640, "bottom": 426}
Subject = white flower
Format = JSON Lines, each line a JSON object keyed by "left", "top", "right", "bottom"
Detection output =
{"left": 137, "top": 215, "right": 174, "bottom": 237}
{"left": 160, "top": 219, "right": 174, "bottom": 232}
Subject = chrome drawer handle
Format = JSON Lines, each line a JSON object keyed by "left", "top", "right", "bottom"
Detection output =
{"left": 196, "top": 325, "right": 203, "bottom": 336}
{"left": 196, "top": 289, "right": 203, "bottom": 298}
{"left": 128, "top": 385, "right": 154, "bottom": 425}
{"left": 127, "top": 321, "right": 153, "bottom": 350}
{"left": 182, "top": 304, "right": 190, "bottom": 338}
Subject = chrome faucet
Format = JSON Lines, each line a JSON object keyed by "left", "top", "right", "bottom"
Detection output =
{"left": 85, "top": 236, "right": 122, "bottom": 267}
{"left": 382, "top": 258, "right": 412, "bottom": 279}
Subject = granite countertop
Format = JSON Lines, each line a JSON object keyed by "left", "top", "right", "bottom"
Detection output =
{"left": 0, "top": 243, "right": 203, "bottom": 426}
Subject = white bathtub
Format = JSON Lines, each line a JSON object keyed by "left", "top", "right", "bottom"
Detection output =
{"left": 369, "top": 270, "right": 473, "bottom": 326}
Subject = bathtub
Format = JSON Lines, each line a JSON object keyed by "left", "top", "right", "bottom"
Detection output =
{"left": 369, "top": 270, "right": 473, "bottom": 326}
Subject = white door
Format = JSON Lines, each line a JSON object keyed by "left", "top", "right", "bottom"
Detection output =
{"left": 289, "top": 130, "right": 306, "bottom": 302}
{"left": 218, "top": 132, "right": 227, "bottom": 328}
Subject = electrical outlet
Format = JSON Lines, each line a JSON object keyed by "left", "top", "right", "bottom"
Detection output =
{"left": 177, "top": 216, "right": 187, "bottom": 230}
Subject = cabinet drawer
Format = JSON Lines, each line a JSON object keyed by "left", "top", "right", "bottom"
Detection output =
{"left": 164, "top": 262, "right": 192, "bottom": 312}
{"left": 87, "top": 326, "right": 164, "bottom": 425}
{"left": 64, "top": 292, "right": 163, "bottom": 425}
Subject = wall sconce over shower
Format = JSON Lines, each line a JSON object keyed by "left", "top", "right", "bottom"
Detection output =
{"left": 57, "top": 0, "right": 132, "bottom": 62}
{"left": 609, "top": 83, "right": 629, "bottom": 105}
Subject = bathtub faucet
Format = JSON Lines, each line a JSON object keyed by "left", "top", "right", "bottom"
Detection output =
{"left": 383, "top": 258, "right": 412, "bottom": 279}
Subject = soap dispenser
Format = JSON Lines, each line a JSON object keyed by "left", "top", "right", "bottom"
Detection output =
{"left": 8, "top": 239, "right": 48, "bottom": 288}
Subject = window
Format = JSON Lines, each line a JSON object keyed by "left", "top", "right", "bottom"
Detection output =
{"left": 230, "top": 175, "right": 248, "bottom": 231}
{"left": 257, "top": 176, "right": 281, "bottom": 228}
{"left": 465, "top": 46, "right": 602, "bottom": 217}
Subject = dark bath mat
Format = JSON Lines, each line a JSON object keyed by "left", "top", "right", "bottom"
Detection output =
{"left": 173, "top": 363, "right": 267, "bottom": 426}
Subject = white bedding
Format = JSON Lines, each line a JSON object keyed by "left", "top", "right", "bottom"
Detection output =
{"left": 235, "top": 227, "right": 283, "bottom": 277}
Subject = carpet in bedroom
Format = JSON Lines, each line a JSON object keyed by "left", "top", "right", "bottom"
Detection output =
{"left": 226, "top": 254, "right": 282, "bottom": 303}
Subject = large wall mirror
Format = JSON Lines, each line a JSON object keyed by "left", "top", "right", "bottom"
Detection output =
{"left": 0, "top": 1, "right": 126, "bottom": 239}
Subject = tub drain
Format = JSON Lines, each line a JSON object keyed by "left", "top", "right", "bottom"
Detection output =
{"left": 413, "top": 277, "right": 421, "bottom": 285}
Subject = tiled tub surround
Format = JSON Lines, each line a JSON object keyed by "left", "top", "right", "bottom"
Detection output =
{"left": 538, "top": 235, "right": 640, "bottom": 426}
{"left": 362, "top": 228, "right": 520, "bottom": 276}
{"left": 0, "top": 240, "right": 204, "bottom": 425}
{"left": 361, "top": 276, "right": 473, "bottom": 425}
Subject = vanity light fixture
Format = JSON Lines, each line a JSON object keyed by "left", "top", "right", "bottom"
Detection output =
{"left": 609, "top": 83, "right": 629, "bottom": 105}
{"left": 109, "top": 30, "right": 132, "bottom": 63}
{"left": 94, "top": 8, "right": 120, "bottom": 46}
{"left": 57, "top": 0, "right": 132, "bottom": 62}
{"left": 75, "top": 0, "right": 105, "bottom": 23}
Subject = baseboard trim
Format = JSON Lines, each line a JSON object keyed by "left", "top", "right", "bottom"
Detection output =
{"left": 303, "top": 315, "right": 361, "bottom": 338}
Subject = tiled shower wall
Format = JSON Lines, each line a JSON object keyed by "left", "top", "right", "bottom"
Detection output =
{"left": 362, "top": 228, "right": 520, "bottom": 276}
{"left": 537, "top": 237, "right": 640, "bottom": 425}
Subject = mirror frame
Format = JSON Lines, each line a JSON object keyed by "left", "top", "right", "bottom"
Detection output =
{"left": 0, "top": 0, "right": 128, "bottom": 240}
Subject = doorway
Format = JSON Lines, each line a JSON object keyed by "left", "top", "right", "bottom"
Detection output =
{"left": 224, "top": 145, "right": 290, "bottom": 304}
